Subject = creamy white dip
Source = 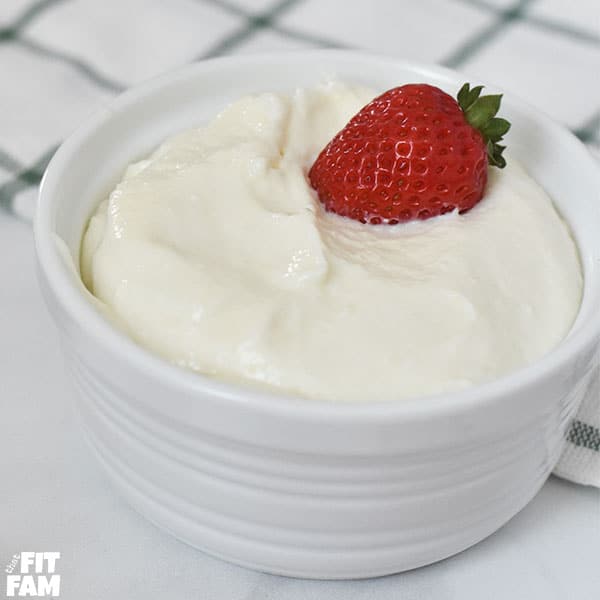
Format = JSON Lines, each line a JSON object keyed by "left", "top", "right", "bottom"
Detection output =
{"left": 81, "top": 83, "right": 582, "bottom": 401}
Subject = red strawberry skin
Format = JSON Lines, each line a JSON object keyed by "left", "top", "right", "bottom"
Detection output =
{"left": 308, "top": 84, "right": 488, "bottom": 224}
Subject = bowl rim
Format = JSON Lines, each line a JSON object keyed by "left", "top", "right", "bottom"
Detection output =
{"left": 34, "top": 49, "right": 600, "bottom": 422}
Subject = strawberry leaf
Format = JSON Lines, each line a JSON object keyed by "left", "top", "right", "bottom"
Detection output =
{"left": 487, "top": 141, "right": 507, "bottom": 168}
{"left": 480, "top": 117, "right": 511, "bottom": 141}
{"left": 464, "top": 95, "right": 502, "bottom": 128}
{"left": 457, "top": 83, "right": 510, "bottom": 169}
{"left": 457, "top": 84, "right": 484, "bottom": 112}
{"left": 457, "top": 83, "right": 470, "bottom": 107}
{"left": 465, "top": 86, "right": 484, "bottom": 111}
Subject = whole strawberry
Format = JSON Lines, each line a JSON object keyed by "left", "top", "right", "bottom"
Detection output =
{"left": 308, "top": 83, "right": 510, "bottom": 224}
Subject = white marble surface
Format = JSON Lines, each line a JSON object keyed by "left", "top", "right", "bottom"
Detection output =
{"left": 1, "top": 215, "right": 599, "bottom": 599}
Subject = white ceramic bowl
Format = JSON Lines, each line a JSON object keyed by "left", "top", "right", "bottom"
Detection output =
{"left": 34, "top": 51, "right": 600, "bottom": 579}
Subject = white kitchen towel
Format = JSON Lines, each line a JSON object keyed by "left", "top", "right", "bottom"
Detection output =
{"left": 1, "top": 0, "right": 599, "bottom": 486}
{"left": 554, "top": 363, "right": 600, "bottom": 486}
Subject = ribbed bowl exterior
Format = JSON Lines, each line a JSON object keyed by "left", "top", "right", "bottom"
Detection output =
{"left": 49, "top": 299, "right": 594, "bottom": 578}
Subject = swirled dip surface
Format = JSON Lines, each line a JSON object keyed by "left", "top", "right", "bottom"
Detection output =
{"left": 81, "top": 83, "right": 582, "bottom": 401}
